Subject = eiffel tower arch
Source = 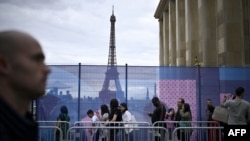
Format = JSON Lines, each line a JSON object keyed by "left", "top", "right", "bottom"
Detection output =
{"left": 99, "top": 7, "right": 125, "bottom": 104}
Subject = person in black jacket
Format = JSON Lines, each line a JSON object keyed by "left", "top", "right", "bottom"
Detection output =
{"left": 148, "top": 97, "right": 167, "bottom": 141}
{"left": 175, "top": 98, "right": 185, "bottom": 140}
{"left": 108, "top": 98, "right": 123, "bottom": 141}
{"left": 0, "top": 30, "right": 51, "bottom": 141}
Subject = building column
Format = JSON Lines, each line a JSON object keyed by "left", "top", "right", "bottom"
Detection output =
{"left": 169, "top": 0, "right": 176, "bottom": 66}
{"left": 185, "top": 0, "right": 199, "bottom": 66}
{"left": 163, "top": 11, "right": 169, "bottom": 66}
{"left": 159, "top": 19, "right": 164, "bottom": 66}
{"left": 176, "top": 0, "right": 186, "bottom": 66}
{"left": 198, "top": 0, "right": 217, "bottom": 66}
{"left": 217, "top": 0, "right": 244, "bottom": 66}
{"left": 242, "top": 0, "right": 250, "bottom": 65}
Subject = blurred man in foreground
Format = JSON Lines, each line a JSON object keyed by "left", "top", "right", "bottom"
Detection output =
{"left": 0, "top": 30, "right": 51, "bottom": 141}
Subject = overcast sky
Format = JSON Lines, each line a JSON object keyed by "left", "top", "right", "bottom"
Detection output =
{"left": 0, "top": 0, "right": 160, "bottom": 66}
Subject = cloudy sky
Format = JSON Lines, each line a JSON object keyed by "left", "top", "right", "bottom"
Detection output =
{"left": 0, "top": 0, "right": 160, "bottom": 66}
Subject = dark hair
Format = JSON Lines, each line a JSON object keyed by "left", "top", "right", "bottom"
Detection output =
{"left": 206, "top": 99, "right": 212, "bottom": 102}
{"left": 60, "top": 105, "right": 68, "bottom": 114}
{"left": 87, "top": 109, "right": 94, "bottom": 115}
{"left": 151, "top": 96, "right": 161, "bottom": 107}
{"left": 152, "top": 97, "right": 160, "bottom": 103}
{"left": 179, "top": 98, "right": 185, "bottom": 104}
{"left": 183, "top": 103, "right": 191, "bottom": 113}
{"left": 235, "top": 87, "right": 245, "bottom": 96}
{"left": 120, "top": 102, "right": 128, "bottom": 113}
{"left": 167, "top": 108, "right": 175, "bottom": 120}
{"left": 100, "top": 104, "right": 110, "bottom": 115}
{"left": 183, "top": 103, "right": 192, "bottom": 119}
{"left": 110, "top": 98, "right": 119, "bottom": 112}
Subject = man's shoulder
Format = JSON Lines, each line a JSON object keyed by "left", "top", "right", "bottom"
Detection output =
{"left": 242, "top": 99, "right": 250, "bottom": 104}
{"left": 241, "top": 100, "right": 250, "bottom": 107}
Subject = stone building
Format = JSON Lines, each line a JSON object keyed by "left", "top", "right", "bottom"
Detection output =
{"left": 154, "top": 0, "right": 250, "bottom": 67}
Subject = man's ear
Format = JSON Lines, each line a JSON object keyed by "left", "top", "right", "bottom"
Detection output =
{"left": 0, "top": 56, "right": 9, "bottom": 75}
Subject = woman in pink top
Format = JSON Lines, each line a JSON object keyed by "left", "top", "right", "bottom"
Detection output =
{"left": 166, "top": 108, "right": 175, "bottom": 140}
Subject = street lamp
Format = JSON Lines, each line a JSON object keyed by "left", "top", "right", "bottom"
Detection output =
{"left": 194, "top": 56, "right": 202, "bottom": 121}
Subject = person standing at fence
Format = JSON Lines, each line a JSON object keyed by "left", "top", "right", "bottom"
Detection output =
{"left": 205, "top": 99, "right": 219, "bottom": 141}
{"left": 0, "top": 30, "right": 51, "bottom": 141}
{"left": 179, "top": 103, "right": 192, "bottom": 141}
{"left": 165, "top": 108, "right": 175, "bottom": 140}
{"left": 96, "top": 104, "right": 110, "bottom": 141}
{"left": 87, "top": 109, "right": 100, "bottom": 141}
{"left": 120, "top": 102, "right": 135, "bottom": 141}
{"left": 206, "top": 99, "right": 215, "bottom": 122}
{"left": 175, "top": 98, "right": 185, "bottom": 140}
{"left": 222, "top": 87, "right": 250, "bottom": 125}
{"left": 55, "top": 105, "right": 70, "bottom": 141}
{"left": 109, "top": 98, "right": 123, "bottom": 141}
{"left": 148, "top": 96, "right": 167, "bottom": 141}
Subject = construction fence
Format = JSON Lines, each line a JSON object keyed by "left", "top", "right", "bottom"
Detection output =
{"left": 35, "top": 65, "right": 250, "bottom": 124}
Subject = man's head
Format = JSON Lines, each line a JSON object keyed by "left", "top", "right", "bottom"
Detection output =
{"left": 177, "top": 98, "right": 185, "bottom": 109}
{"left": 87, "top": 109, "right": 94, "bottom": 118}
{"left": 206, "top": 99, "right": 213, "bottom": 106}
{"left": 0, "top": 30, "right": 51, "bottom": 100}
{"left": 151, "top": 96, "right": 160, "bottom": 107}
{"left": 235, "top": 87, "right": 245, "bottom": 97}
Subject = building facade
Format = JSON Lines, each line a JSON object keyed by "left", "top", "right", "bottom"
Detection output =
{"left": 154, "top": 0, "right": 250, "bottom": 67}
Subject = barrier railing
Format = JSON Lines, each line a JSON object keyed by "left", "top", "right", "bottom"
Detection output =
{"left": 66, "top": 126, "right": 168, "bottom": 141}
{"left": 153, "top": 121, "right": 222, "bottom": 141}
{"left": 172, "top": 126, "right": 224, "bottom": 141}
{"left": 153, "top": 120, "right": 221, "bottom": 127}
{"left": 38, "top": 120, "right": 224, "bottom": 141}
{"left": 38, "top": 121, "right": 71, "bottom": 141}
{"left": 73, "top": 121, "right": 151, "bottom": 126}
{"left": 39, "top": 126, "right": 62, "bottom": 141}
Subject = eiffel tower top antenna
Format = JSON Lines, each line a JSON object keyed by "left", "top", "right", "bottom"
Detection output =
{"left": 108, "top": 5, "right": 117, "bottom": 67}
{"left": 112, "top": 5, "right": 114, "bottom": 15}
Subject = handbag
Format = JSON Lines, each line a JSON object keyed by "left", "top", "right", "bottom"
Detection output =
{"left": 212, "top": 106, "right": 229, "bottom": 123}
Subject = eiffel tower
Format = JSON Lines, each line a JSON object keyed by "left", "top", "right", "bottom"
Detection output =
{"left": 99, "top": 7, "right": 124, "bottom": 104}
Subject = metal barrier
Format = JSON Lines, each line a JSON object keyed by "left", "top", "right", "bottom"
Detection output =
{"left": 66, "top": 126, "right": 169, "bottom": 141}
{"left": 73, "top": 121, "right": 151, "bottom": 126}
{"left": 38, "top": 120, "right": 224, "bottom": 141}
{"left": 38, "top": 121, "right": 71, "bottom": 141}
{"left": 172, "top": 126, "right": 224, "bottom": 141}
{"left": 39, "top": 126, "right": 62, "bottom": 141}
{"left": 153, "top": 121, "right": 221, "bottom": 127}
{"left": 38, "top": 121, "right": 71, "bottom": 128}
{"left": 153, "top": 121, "right": 223, "bottom": 141}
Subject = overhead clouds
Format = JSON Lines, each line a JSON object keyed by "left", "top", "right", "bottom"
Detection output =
{"left": 0, "top": 0, "right": 159, "bottom": 66}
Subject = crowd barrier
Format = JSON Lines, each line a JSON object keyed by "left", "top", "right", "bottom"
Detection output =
{"left": 73, "top": 121, "right": 151, "bottom": 126}
{"left": 66, "top": 126, "right": 168, "bottom": 141}
{"left": 38, "top": 120, "right": 224, "bottom": 141}
{"left": 153, "top": 121, "right": 223, "bottom": 141}
{"left": 39, "top": 126, "right": 62, "bottom": 141}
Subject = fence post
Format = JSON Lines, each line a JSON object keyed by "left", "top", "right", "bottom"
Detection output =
{"left": 125, "top": 63, "right": 128, "bottom": 104}
{"left": 78, "top": 63, "right": 81, "bottom": 121}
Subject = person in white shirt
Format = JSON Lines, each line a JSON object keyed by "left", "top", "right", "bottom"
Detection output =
{"left": 87, "top": 109, "right": 100, "bottom": 141}
{"left": 120, "top": 103, "right": 134, "bottom": 141}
